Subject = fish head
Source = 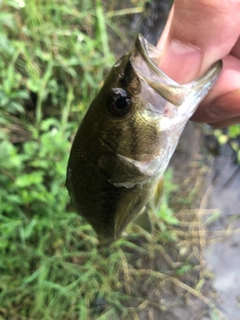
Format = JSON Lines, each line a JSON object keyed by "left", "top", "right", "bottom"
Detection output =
{"left": 87, "top": 34, "right": 222, "bottom": 184}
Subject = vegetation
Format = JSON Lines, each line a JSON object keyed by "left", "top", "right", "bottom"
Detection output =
{"left": 214, "top": 125, "right": 240, "bottom": 162}
{"left": 0, "top": 0, "right": 234, "bottom": 319}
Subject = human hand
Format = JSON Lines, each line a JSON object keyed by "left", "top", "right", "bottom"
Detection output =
{"left": 157, "top": 1, "right": 240, "bottom": 128}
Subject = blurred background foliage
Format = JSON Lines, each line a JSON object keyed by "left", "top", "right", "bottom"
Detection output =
{"left": 213, "top": 125, "right": 240, "bottom": 162}
{"left": 0, "top": 0, "right": 239, "bottom": 319}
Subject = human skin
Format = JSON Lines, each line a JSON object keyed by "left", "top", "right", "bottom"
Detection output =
{"left": 157, "top": 1, "right": 240, "bottom": 128}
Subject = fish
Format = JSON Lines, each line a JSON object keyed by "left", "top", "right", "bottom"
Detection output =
{"left": 66, "top": 34, "right": 222, "bottom": 246}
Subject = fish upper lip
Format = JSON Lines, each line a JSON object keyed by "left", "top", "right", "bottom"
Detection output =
{"left": 130, "top": 34, "right": 223, "bottom": 108}
{"left": 130, "top": 34, "right": 188, "bottom": 106}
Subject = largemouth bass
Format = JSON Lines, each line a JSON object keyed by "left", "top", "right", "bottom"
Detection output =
{"left": 66, "top": 34, "right": 222, "bottom": 245}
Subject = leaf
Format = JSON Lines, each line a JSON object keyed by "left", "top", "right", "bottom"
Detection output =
{"left": 15, "top": 172, "right": 43, "bottom": 188}
{"left": 218, "top": 134, "right": 228, "bottom": 145}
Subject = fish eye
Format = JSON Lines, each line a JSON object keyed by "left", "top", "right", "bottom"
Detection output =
{"left": 107, "top": 88, "right": 132, "bottom": 116}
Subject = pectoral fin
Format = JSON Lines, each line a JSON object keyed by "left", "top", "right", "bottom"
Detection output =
{"left": 133, "top": 207, "right": 152, "bottom": 233}
{"left": 134, "top": 176, "right": 164, "bottom": 233}
{"left": 151, "top": 176, "right": 164, "bottom": 211}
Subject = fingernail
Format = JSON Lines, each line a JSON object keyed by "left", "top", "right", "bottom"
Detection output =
{"left": 159, "top": 40, "right": 202, "bottom": 84}
{"left": 211, "top": 89, "right": 240, "bottom": 118}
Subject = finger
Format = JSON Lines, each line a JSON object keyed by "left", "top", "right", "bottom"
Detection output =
{"left": 191, "top": 55, "right": 240, "bottom": 123}
{"left": 157, "top": 6, "right": 174, "bottom": 51}
{"left": 208, "top": 116, "right": 240, "bottom": 128}
{"left": 157, "top": 0, "right": 240, "bottom": 83}
{"left": 231, "top": 36, "right": 240, "bottom": 60}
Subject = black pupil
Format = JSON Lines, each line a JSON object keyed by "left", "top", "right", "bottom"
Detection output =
{"left": 108, "top": 88, "right": 132, "bottom": 116}
{"left": 115, "top": 95, "right": 128, "bottom": 110}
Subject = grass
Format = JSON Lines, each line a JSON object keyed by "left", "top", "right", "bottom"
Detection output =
{"left": 0, "top": 0, "right": 233, "bottom": 319}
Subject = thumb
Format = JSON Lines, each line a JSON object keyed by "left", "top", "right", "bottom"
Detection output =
{"left": 157, "top": 0, "right": 240, "bottom": 83}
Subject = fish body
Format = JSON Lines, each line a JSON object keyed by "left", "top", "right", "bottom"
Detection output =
{"left": 66, "top": 35, "right": 222, "bottom": 245}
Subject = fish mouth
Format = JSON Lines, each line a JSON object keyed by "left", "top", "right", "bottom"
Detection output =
{"left": 130, "top": 34, "right": 222, "bottom": 110}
